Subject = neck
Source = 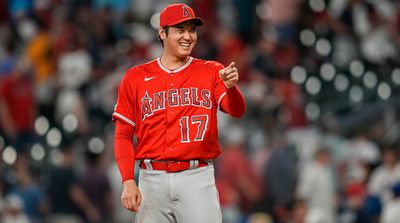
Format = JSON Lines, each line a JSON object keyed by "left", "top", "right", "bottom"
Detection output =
{"left": 160, "top": 54, "right": 190, "bottom": 70}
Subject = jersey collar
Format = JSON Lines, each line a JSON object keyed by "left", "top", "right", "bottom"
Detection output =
{"left": 157, "top": 57, "right": 193, "bottom": 74}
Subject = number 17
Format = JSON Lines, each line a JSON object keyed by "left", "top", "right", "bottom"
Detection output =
{"left": 179, "top": 115, "right": 209, "bottom": 143}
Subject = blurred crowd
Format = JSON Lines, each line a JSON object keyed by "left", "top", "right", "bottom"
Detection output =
{"left": 0, "top": 0, "right": 400, "bottom": 223}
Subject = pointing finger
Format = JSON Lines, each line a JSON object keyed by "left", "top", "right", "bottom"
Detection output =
{"left": 227, "top": 62, "right": 235, "bottom": 69}
{"left": 225, "top": 62, "right": 237, "bottom": 74}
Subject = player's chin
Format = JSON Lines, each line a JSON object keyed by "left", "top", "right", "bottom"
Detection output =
{"left": 179, "top": 44, "right": 195, "bottom": 52}
{"left": 178, "top": 48, "right": 193, "bottom": 57}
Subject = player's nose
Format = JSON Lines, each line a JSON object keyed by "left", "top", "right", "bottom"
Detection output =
{"left": 182, "top": 31, "right": 191, "bottom": 40}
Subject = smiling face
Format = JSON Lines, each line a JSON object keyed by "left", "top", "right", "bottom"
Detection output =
{"left": 159, "top": 20, "right": 198, "bottom": 59}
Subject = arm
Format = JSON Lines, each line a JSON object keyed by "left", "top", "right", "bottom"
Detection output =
{"left": 114, "top": 119, "right": 135, "bottom": 182}
{"left": 220, "top": 86, "right": 246, "bottom": 118}
{"left": 219, "top": 62, "right": 246, "bottom": 118}
{"left": 69, "top": 184, "right": 101, "bottom": 222}
{"left": 114, "top": 119, "right": 141, "bottom": 212}
{"left": 0, "top": 94, "right": 17, "bottom": 139}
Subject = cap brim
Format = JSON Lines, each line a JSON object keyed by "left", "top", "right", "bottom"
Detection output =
{"left": 168, "top": 17, "right": 204, "bottom": 27}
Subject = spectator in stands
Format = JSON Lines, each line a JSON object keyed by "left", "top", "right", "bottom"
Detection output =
{"left": 216, "top": 125, "right": 263, "bottom": 222}
{"left": 380, "top": 181, "right": 400, "bottom": 223}
{"left": 263, "top": 131, "right": 297, "bottom": 218}
{"left": 9, "top": 153, "right": 47, "bottom": 223}
{"left": 0, "top": 55, "right": 36, "bottom": 152}
{"left": 46, "top": 142, "right": 100, "bottom": 223}
{"left": 0, "top": 1, "right": 399, "bottom": 222}
{"left": 79, "top": 149, "right": 114, "bottom": 223}
{"left": 25, "top": 17, "right": 56, "bottom": 118}
{"left": 297, "top": 147, "right": 337, "bottom": 223}
{"left": 55, "top": 35, "right": 91, "bottom": 135}
{"left": 368, "top": 145, "right": 400, "bottom": 204}
{"left": 1, "top": 194, "right": 30, "bottom": 223}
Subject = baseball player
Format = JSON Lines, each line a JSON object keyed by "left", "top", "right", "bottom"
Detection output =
{"left": 112, "top": 3, "right": 246, "bottom": 223}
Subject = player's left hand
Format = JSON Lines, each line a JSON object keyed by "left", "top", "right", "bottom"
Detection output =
{"left": 219, "top": 62, "right": 239, "bottom": 89}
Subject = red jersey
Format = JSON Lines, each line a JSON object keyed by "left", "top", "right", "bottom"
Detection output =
{"left": 0, "top": 75, "right": 35, "bottom": 132}
{"left": 113, "top": 57, "right": 229, "bottom": 161}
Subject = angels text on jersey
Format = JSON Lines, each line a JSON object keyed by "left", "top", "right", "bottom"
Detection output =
{"left": 141, "top": 87, "right": 212, "bottom": 121}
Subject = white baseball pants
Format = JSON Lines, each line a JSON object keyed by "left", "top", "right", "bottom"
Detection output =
{"left": 135, "top": 164, "right": 222, "bottom": 223}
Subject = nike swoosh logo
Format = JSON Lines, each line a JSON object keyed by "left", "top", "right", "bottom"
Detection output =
{"left": 144, "top": 76, "right": 156, "bottom": 81}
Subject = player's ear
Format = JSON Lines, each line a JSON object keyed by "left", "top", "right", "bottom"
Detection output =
{"left": 159, "top": 27, "right": 166, "bottom": 40}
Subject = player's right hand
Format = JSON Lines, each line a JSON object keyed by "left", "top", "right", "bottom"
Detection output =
{"left": 121, "top": 179, "right": 142, "bottom": 213}
{"left": 219, "top": 62, "right": 239, "bottom": 89}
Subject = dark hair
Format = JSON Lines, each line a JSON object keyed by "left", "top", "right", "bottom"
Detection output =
{"left": 158, "top": 27, "right": 169, "bottom": 47}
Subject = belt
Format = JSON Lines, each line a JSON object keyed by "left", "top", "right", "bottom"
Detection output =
{"left": 139, "top": 160, "right": 209, "bottom": 173}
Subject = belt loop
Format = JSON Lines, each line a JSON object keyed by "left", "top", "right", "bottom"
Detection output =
{"left": 143, "top": 159, "right": 153, "bottom": 170}
{"left": 189, "top": 160, "right": 199, "bottom": 169}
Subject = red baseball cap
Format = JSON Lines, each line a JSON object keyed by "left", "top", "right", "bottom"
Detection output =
{"left": 159, "top": 3, "right": 204, "bottom": 27}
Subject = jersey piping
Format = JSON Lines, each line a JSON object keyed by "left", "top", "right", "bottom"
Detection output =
{"left": 113, "top": 112, "right": 136, "bottom": 127}
{"left": 157, "top": 57, "right": 193, "bottom": 74}
{"left": 217, "top": 92, "right": 226, "bottom": 111}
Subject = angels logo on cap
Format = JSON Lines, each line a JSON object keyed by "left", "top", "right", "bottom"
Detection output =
{"left": 182, "top": 5, "right": 192, "bottom": 17}
{"left": 159, "top": 3, "right": 204, "bottom": 27}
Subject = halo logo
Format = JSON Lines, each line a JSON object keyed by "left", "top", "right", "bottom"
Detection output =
{"left": 182, "top": 5, "right": 191, "bottom": 17}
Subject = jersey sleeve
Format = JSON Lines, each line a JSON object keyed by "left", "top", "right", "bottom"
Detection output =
{"left": 114, "top": 119, "right": 136, "bottom": 182}
{"left": 112, "top": 69, "right": 136, "bottom": 128}
{"left": 212, "top": 62, "right": 228, "bottom": 111}
{"left": 220, "top": 86, "right": 246, "bottom": 118}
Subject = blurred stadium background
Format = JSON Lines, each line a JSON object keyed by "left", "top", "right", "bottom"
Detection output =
{"left": 0, "top": 0, "right": 399, "bottom": 223}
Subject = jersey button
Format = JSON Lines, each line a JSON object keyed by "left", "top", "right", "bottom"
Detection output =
{"left": 170, "top": 83, "right": 174, "bottom": 87}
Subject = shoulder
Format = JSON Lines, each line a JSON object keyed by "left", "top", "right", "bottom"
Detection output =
{"left": 125, "top": 59, "right": 158, "bottom": 77}
{"left": 191, "top": 58, "right": 224, "bottom": 70}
